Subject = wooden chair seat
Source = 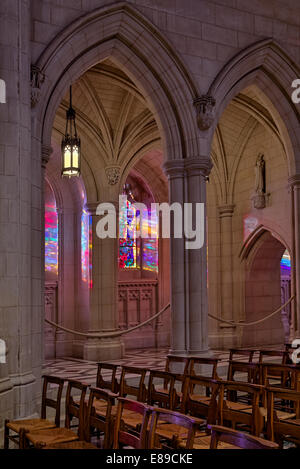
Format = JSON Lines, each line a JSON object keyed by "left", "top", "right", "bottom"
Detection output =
{"left": 189, "top": 394, "right": 211, "bottom": 404}
{"left": 43, "top": 441, "right": 98, "bottom": 449}
{"left": 155, "top": 422, "right": 204, "bottom": 441}
{"left": 25, "top": 427, "right": 79, "bottom": 448}
{"left": 155, "top": 387, "right": 183, "bottom": 400}
{"left": 224, "top": 401, "right": 252, "bottom": 411}
{"left": 6, "top": 418, "right": 56, "bottom": 433}
{"left": 255, "top": 407, "right": 296, "bottom": 420}
{"left": 178, "top": 433, "right": 239, "bottom": 449}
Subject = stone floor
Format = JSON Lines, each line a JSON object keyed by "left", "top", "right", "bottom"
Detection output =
{"left": 43, "top": 347, "right": 273, "bottom": 384}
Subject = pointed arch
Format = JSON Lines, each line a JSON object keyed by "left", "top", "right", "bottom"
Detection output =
{"left": 33, "top": 2, "right": 201, "bottom": 165}
{"left": 207, "top": 39, "right": 300, "bottom": 174}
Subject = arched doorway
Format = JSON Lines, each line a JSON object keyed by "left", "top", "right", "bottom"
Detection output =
{"left": 243, "top": 231, "right": 289, "bottom": 347}
{"left": 36, "top": 4, "right": 209, "bottom": 360}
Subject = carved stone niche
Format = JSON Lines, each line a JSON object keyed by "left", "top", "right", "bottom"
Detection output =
{"left": 194, "top": 95, "right": 216, "bottom": 131}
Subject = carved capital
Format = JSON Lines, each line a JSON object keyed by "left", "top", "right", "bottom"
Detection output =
{"left": 218, "top": 204, "right": 235, "bottom": 218}
{"left": 163, "top": 159, "right": 185, "bottom": 179}
{"left": 194, "top": 95, "right": 216, "bottom": 131}
{"left": 41, "top": 144, "right": 53, "bottom": 169}
{"left": 31, "top": 65, "right": 45, "bottom": 107}
{"left": 105, "top": 165, "right": 120, "bottom": 185}
{"left": 184, "top": 157, "right": 213, "bottom": 178}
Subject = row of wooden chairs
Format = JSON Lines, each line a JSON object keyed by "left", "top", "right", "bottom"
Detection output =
{"left": 114, "top": 397, "right": 278, "bottom": 450}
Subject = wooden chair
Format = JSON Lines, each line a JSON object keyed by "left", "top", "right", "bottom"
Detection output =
{"left": 218, "top": 380, "right": 264, "bottom": 436}
{"left": 95, "top": 366, "right": 148, "bottom": 432}
{"left": 147, "top": 370, "right": 177, "bottom": 410}
{"left": 148, "top": 407, "right": 204, "bottom": 449}
{"left": 4, "top": 375, "right": 64, "bottom": 449}
{"left": 259, "top": 350, "right": 288, "bottom": 364}
{"left": 227, "top": 361, "right": 259, "bottom": 383}
{"left": 119, "top": 366, "right": 147, "bottom": 402}
{"left": 159, "top": 356, "right": 190, "bottom": 405}
{"left": 189, "top": 357, "right": 219, "bottom": 379}
{"left": 260, "top": 363, "right": 300, "bottom": 408}
{"left": 40, "top": 387, "right": 117, "bottom": 450}
{"left": 181, "top": 376, "right": 220, "bottom": 425}
{"left": 229, "top": 349, "right": 255, "bottom": 363}
{"left": 227, "top": 361, "right": 260, "bottom": 403}
{"left": 21, "top": 380, "right": 89, "bottom": 449}
{"left": 113, "top": 398, "right": 152, "bottom": 449}
{"left": 266, "top": 387, "right": 300, "bottom": 447}
{"left": 258, "top": 351, "right": 288, "bottom": 383}
{"left": 209, "top": 425, "right": 279, "bottom": 449}
{"left": 96, "top": 363, "right": 119, "bottom": 393}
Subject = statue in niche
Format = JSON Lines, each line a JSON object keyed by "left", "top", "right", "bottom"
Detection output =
{"left": 252, "top": 153, "right": 266, "bottom": 209}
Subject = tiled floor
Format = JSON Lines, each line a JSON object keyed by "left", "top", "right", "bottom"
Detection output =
{"left": 43, "top": 347, "right": 265, "bottom": 384}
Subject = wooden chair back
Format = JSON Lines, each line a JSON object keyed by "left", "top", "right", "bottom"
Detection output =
{"left": 148, "top": 407, "right": 203, "bottom": 449}
{"left": 86, "top": 387, "right": 117, "bottom": 448}
{"left": 229, "top": 349, "right": 255, "bottom": 363}
{"left": 227, "top": 361, "right": 259, "bottom": 389}
{"left": 218, "top": 380, "right": 264, "bottom": 436}
{"left": 119, "top": 366, "right": 147, "bottom": 402}
{"left": 96, "top": 363, "right": 119, "bottom": 393}
{"left": 181, "top": 376, "right": 220, "bottom": 425}
{"left": 266, "top": 386, "right": 300, "bottom": 445}
{"left": 189, "top": 357, "right": 219, "bottom": 379}
{"left": 41, "top": 375, "right": 65, "bottom": 427}
{"left": 209, "top": 424, "right": 279, "bottom": 449}
{"left": 258, "top": 350, "right": 288, "bottom": 364}
{"left": 165, "top": 356, "right": 190, "bottom": 393}
{"left": 113, "top": 398, "right": 151, "bottom": 449}
{"left": 165, "top": 356, "right": 190, "bottom": 375}
{"left": 147, "top": 370, "right": 177, "bottom": 409}
{"left": 65, "top": 380, "right": 89, "bottom": 440}
{"left": 260, "top": 363, "right": 300, "bottom": 396}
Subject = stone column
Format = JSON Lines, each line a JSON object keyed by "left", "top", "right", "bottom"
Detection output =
{"left": 0, "top": 0, "right": 37, "bottom": 429}
{"left": 83, "top": 201, "right": 124, "bottom": 361}
{"left": 185, "top": 158, "right": 212, "bottom": 354}
{"left": 163, "top": 157, "right": 212, "bottom": 356}
{"left": 217, "top": 204, "right": 237, "bottom": 347}
{"left": 163, "top": 160, "right": 186, "bottom": 354}
{"left": 288, "top": 175, "right": 300, "bottom": 338}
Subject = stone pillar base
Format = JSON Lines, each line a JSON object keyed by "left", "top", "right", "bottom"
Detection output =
{"left": 83, "top": 337, "right": 124, "bottom": 361}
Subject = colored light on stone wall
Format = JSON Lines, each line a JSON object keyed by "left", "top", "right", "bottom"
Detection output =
{"left": 45, "top": 204, "right": 58, "bottom": 274}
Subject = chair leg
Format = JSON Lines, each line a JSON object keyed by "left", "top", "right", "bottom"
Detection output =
{"left": 4, "top": 420, "right": 10, "bottom": 449}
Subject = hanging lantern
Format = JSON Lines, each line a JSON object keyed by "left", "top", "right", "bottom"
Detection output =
{"left": 61, "top": 86, "right": 81, "bottom": 177}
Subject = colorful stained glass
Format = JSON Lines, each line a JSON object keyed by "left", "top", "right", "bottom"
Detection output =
{"left": 119, "top": 199, "right": 138, "bottom": 269}
{"left": 45, "top": 204, "right": 58, "bottom": 274}
{"left": 89, "top": 215, "right": 92, "bottom": 289}
{"left": 119, "top": 201, "right": 159, "bottom": 272}
{"left": 281, "top": 250, "right": 291, "bottom": 272}
{"left": 81, "top": 210, "right": 89, "bottom": 283}
{"left": 142, "top": 207, "right": 158, "bottom": 272}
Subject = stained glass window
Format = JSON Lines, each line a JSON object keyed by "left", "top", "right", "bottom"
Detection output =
{"left": 119, "top": 199, "right": 139, "bottom": 269}
{"left": 142, "top": 207, "right": 158, "bottom": 273}
{"left": 281, "top": 250, "right": 291, "bottom": 273}
{"left": 119, "top": 202, "right": 158, "bottom": 272}
{"left": 81, "top": 210, "right": 92, "bottom": 288}
{"left": 45, "top": 204, "right": 58, "bottom": 274}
